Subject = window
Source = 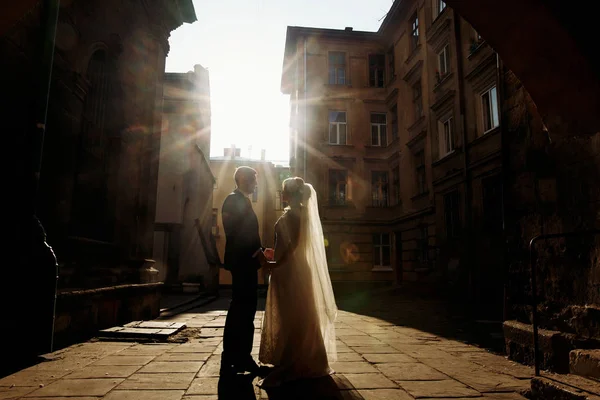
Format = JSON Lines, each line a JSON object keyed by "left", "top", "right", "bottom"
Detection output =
{"left": 438, "top": 117, "right": 454, "bottom": 157}
{"left": 329, "top": 169, "right": 348, "bottom": 205}
{"left": 412, "top": 81, "right": 423, "bottom": 122}
{"left": 482, "top": 175, "right": 503, "bottom": 234}
{"left": 410, "top": 12, "right": 419, "bottom": 50}
{"left": 370, "top": 113, "right": 387, "bottom": 146}
{"left": 387, "top": 47, "right": 395, "bottom": 81}
{"left": 328, "top": 52, "right": 346, "bottom": 85}
{"left": 373, "top": 233, "right": 391, "bottom": 267}
{"left": 437, "top": 45, "right": 450, "bottom": 79}
{"left": 392, "top": 166, "right": 400, "bottom": 206}
{"left": 328, "top": 111, "right": 347, "bottom": 145}
{"left": 211, "top": 208, "right": 219, "bottom": 236}
{"left": 444, "top": 190, "right": 460, "bottom": 239}
{"left": 371, "top": 171, "right": 389, "bottom": 207}
{"left": 369, "top": 54, "right": 385, "bottom": 88}
{"left": 252, "top": 186, "right": 258, "bottom": 202}
{"left": 415, "top": 151, "right": 426, "bottom": 195}
{"left": 435, "top": 0, "right": 446, "bottom": 17}
{"left": 481, "top": 86, "right": 499, "bottom": 133}
{"left": 390, "top": 104, "right": 398, "bottom": 141}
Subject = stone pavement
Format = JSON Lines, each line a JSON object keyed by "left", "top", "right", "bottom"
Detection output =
{"left": 0, "top": 293, "right": 535, "bottom": 400}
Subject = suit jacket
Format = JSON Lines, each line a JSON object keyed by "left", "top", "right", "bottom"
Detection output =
{"left": 222, "top": 189, "right": 262, "bottom": 271}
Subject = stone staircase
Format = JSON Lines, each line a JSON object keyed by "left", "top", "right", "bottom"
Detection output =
{"left": 530, "top": 349, "right": 600, "bottom": 400}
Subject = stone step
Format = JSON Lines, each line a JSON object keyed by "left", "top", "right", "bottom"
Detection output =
{"left": 531, "top": 373, "right": 600, "bottom": 400}
{"left": 571, "top": 350, "right": 600, "bottom": 380}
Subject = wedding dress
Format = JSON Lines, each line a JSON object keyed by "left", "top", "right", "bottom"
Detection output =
{"left": 258, "top": 184, "right": 337, "bottom": 386}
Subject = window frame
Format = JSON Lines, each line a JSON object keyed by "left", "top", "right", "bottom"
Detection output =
{"left": 328, "top": 111, "right": 348, "bottom": 145}
{"left": 371, "top": 170, "right": 389, "bottom": 207}
{"left": 373, "top": 233, "right": 391, "bottom": 267}
{"left": 437, "top": 45, "right": 450, "bottom": 78}
{"left": 328, "top": 169, "right": 348, "bottom": 206}
{"left": 328, "top": 51, "right": 347, "bottom": 85}
{"left": 368, "top": 54, "right": 385, "bottom": 88}
{"left": 481, "top": 85, "right": 500, "bottom": 134}
{"left": 370, "top": 112, "right": 387, "bottom": 147}
{"left": 438, "top": 117, "right": 454, "bottom": 158}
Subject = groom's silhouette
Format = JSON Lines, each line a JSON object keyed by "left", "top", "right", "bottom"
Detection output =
{"left": 220, "top": 166, "right": 267, "bottom": 376}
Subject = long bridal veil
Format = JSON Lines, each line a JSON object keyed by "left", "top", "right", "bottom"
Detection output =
{"left": 300, "top": 183, "right": 338, "bottom": 362}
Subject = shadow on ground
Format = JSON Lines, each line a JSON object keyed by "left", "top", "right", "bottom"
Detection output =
{"left": 218, "top": 372, "right": 366, "bottom": 400}
{"left": 335, "top": 286, "right": 506, "bottom": 354}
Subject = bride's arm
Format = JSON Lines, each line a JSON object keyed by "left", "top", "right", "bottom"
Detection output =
{"left": 267, "top": 213, "right": 300, "bottom": 269}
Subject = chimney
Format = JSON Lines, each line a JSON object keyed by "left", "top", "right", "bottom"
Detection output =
{"left": 260, "top": 149, "right": 266, "bottom": 161}
{"left": 345, "top": 27, "right": 353, "bottom": 32}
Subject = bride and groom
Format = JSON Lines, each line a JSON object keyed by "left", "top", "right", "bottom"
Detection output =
{"left": 220, "top": 166, "right": 337, "bottom": 387}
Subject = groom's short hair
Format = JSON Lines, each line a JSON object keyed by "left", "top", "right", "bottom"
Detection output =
{"left": 234, "top": 166, "right": 257, "bottom": 185}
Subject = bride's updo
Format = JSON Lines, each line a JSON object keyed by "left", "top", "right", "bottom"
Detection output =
{"left": 282, "top": 177, "right": 311, "bottom": 207}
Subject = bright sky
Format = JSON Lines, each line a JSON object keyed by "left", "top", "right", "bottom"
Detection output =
{"left": 165, "top": 0, "right": 394, "bottom": 163}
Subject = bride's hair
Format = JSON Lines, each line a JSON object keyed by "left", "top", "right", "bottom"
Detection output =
{"left": 282, "top": 177, "right": 311, "bottom": 206}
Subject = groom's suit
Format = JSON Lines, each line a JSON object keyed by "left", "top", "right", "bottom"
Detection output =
{"left": 221, "top": 188, "right": 263, "bottom": 372}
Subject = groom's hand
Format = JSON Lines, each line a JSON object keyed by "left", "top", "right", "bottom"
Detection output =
{"left": 256, "top": 250, "right": 268, "bottom": 268}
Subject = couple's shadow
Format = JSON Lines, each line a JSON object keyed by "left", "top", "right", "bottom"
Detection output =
{"left": 218, "top": 372, "right": 357, "bottom": 400}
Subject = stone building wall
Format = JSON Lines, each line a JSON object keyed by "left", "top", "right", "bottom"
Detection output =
{"left": 503, "top": 68, "right": 600, "bottom": 338}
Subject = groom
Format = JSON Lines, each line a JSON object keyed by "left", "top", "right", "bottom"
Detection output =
{"left": 220, "top": 166, "right": 268, "bottom": 376}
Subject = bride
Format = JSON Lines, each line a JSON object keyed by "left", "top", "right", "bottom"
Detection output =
{"left": 258, "top": 177, "right": 337, "bottom": 387}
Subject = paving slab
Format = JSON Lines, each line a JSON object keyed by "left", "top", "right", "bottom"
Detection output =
{"left": 343, "top": 373, "right": 398, "bottom": 389}
{"left": 66, "top": 365, "right": 141, "bottom": 379}
{"left": 24, "top": 378, "right": 124, "bottom": 397}
{"left": 116, "top": 373, "right": 195, "bottom": 390}
{"left": 398, "top": 379, "right": 482, "bottom": 398}
{"left": 0, "top": 386, "right": 38, "bottom": 399}
{"left": 358, "top": 388, "right": 415, "bottom": 400}
{"left": 336, "top": 352, "right": 366, "bottom": 362}
{"left": 362, "top": 353, "right": 418, "bottom": 364}
{"left": 0, "top": 369, "right": 69, "bottom": 387}
{"left": 138, "top": 361, "right": 204, "bottom": 374}
{"left": 155, "top": 353, "right": 212, "bottom": 362}
{"left": 103, "top": 390, "right": 185, "bottom": 400}
{"left": 376, "top": 362, "right": 449, "bottom": 381}
{"left": 92, "top": 355, "right": 156, "bottom": 366}
{"left": 185, "top": 377, "right": 219, "bottom": 395}
{"left": 330, "top": 362, "right": 380, "bottom": 374}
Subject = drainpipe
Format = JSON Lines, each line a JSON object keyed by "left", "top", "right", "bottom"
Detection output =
{"left": 453, "top": 12, "right": 474, "bottom": 312}
{"left": 303, "top": 37, "right": 308, "bottom": 179}
{"left": 497, "top": 53, "right": 510, "bottom": 322}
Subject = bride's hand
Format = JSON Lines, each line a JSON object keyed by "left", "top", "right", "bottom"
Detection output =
{"left": 264, "top": 248, "right": 275, "bottom": 261}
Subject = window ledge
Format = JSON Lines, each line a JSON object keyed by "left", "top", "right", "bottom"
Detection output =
{"left": 326, "top": 143, "right": 354, "bottom": 147}
{"left": 433, "top": 148, "right": 460, "bottom": 165}
{"left": 372, "top": 266, "right": 393, "bottom": 272}
{"left": 411, "top": 191, "right": 429, "bottom": 201}
{"left": 433, "top": 72, "right": 453, "bottom": 91}
{"left": 325, "top": 83, "right": 353, "bottom": 88}
{"left": 405, "top": 44, "right": 422, "bottom": 65}
{"left": 469, "top": 126, "right": 500, "bottom": 147}
{"left": 467, "top": 40, "right": 487, "bottom": 59}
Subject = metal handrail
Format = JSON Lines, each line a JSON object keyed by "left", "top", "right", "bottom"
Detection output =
{"left": 529, "top": 229, "right": 600, "bottom": 376}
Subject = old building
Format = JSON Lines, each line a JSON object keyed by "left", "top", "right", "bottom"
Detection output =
{"left": 210, "top": 148, "right": 290, "bottom": 286}
{"left": 281, "top": 0, "right": 505, "bottom": 310}
{"left": 153, "top": 65, "right": 219, "bottom": 293}
{"left": 2, "top": 0, "right": 196, "bottom": 352}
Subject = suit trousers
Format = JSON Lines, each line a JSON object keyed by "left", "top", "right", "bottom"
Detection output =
{"left": 221, "top": 267, "right": 258, "bottom": 367}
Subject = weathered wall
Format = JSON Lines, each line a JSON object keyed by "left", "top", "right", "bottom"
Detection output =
{"left": 503, "top": 68, "right": 600, "bottom": 338}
